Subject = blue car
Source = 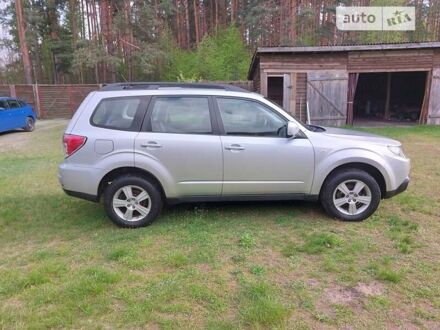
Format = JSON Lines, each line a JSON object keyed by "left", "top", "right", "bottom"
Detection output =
{"left": 0, "top": 97, "right": 36, "bottom": 133}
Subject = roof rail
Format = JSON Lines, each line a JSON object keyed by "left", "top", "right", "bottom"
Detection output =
{"left": 100, "top": 82, "right": 250, "bottom": 93}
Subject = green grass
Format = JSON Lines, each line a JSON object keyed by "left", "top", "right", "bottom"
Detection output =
{"left": 0, "top": 122, "right": 440, "bottom": 328}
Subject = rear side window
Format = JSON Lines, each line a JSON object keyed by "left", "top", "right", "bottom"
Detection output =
{"left": 8, "top": 100, "right": 21, "bottom": 108}
{"left": 91, "top": 97, "right": 145, "bottom": 131}
{"left": 150, "top": 97, "right": 212, "bottom": 134}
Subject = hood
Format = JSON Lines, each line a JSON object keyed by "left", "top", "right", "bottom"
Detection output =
{"left": 320, "top": 127, "right": 401, "bottom": 146}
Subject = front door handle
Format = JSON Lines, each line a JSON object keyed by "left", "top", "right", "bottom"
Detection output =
{"left": 141, "top": 141, "right": 162, "bottom": 149}
{"left": 225, "top": 144, "right": 245, "bottom": 151}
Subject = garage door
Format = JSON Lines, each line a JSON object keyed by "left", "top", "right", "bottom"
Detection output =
{"left": 307, "top": 70, "right": 348, "bottom": 126}
{"left": 427, "top": 68, "right": 440, "bottom": 125}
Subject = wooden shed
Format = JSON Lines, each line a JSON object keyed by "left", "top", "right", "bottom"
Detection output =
{"left": 248, "top": 42, "right": 440, "bottom": 126}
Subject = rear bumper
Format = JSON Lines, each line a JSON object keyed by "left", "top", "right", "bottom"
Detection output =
{"left": 384, "top": 177, "right": 409, "bottom": 199}
{"left": 63, "top": 189, "right": 99, "bottom": 202}
{"left": 58, "top": 163, "right": 104, "bottom": 198}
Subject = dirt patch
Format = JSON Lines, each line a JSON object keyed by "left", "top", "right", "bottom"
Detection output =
{"left": 145, "top": 322, "right": 160, "bottom": 330}
{"left": 3, "top": 297, "right": 25, "bottom": 310}
{"left": 324, "top": 285, "right": 360, "bottom": 305}
{"left": 316, "top": 281, "right": 385, "bottom": 319}
{"left": 0, "top": 119, "right": 68, "bottom": 152}
{"left": 195, "top": 263, "right": 212, "bottom": 273}
{"left": 354, "top": 282, "right": 384, "bottom": 297}
{"left": 306, "top": 278, "right": 320, "bottom": 289}
{"left": 323, "top": 281, "right": 384, "bottom": 305}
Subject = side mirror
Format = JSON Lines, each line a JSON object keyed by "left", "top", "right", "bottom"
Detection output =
{"left": 287, "top": 122, "right": 300, "bottom": 138}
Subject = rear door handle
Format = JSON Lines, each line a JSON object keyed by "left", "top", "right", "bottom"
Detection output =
{"left": 141, "top": 141, "right": 162, "bottom": 149}
{"left": 225, "top": 144, "right": 245, "bottom": 151}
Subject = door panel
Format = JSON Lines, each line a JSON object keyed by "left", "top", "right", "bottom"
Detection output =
{"left": 427, "top": 68, "right": 440, "bottom": 125}
{"left": 215, "top": 96, "right": 314, "bottom": 195}
{"left": 221, "top": 136, "right": 314, "bottom": 195}
{"left": 7, "top": 100, "right": 23, "bottom": 129}
{"left": 0, "top": 100, "right": 9, "bottom": 132}
{"left": 135, "top": 133, "right": 223, "bottom": 196}
{"left": 135, "top": 96, "right": 223, "bottom": 197}
{"left": 18, "top": 102, "right": 33, "bottom": 127}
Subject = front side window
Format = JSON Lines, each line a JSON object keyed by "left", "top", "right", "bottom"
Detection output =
{"left": 150, "top": 97, "right": 212, "bottom": 134}
{"left": 217, "top": 97, "right": 287, "bottom": 137}
{"left": 0, "top": 100, "right": 8, "bottom": 110}
{"left": 8, "top": 100, "right": 21, "bottom": 109}
{"left": 91, "top": 97, "right": 143, "bottom": 131}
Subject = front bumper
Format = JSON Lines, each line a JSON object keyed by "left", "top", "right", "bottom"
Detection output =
{"left": 384, "top": 177, "right": 409, "bottom": 199}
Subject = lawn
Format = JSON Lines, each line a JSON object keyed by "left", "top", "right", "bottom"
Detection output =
{"left": 0, "top": 122, "right": 439, "bottom": 329}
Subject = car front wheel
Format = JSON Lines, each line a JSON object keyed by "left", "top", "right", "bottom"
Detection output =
{"left": 320, "top": 169, "right": 381, "bottom": 221}
{"left": 104, "top": 175, "right": 163, "bottom": 228}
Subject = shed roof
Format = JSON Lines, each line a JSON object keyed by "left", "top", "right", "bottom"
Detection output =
{"left": 248, "top": 41, "right": 440, "bottom": 79}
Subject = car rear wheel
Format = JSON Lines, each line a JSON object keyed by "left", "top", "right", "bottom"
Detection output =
{"left": 320, "top": 169, "right": 381, "bottom": 221}
{"left": 24, "top": 117, "right": 35, "bottom": 132}
{"left": 104, "top": 175, "right": 163, "bottom": 228}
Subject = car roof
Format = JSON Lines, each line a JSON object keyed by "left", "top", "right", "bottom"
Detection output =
{"left": 95, "top": 88, "right": 260, "bottom": 99}
{"left": 100, "top": 82, "right": 251, "bottom": 93}
{"left": 0, "top": 97, "right": 19, "bottom": 100}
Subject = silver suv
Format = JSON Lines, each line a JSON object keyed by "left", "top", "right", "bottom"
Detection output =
{"left": 59, "top": 83, "right": 410, "bottom": 228}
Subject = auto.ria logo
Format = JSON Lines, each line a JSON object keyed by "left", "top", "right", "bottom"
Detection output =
{"left": 336, "top": 7, "right": 415, "bottom": 31}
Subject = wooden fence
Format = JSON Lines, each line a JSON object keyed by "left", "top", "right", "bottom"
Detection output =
{"left": 0, "top": 81, "right": 253, "bottom": 119}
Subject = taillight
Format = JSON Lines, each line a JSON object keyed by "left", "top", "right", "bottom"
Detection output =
{"left": 63, "top": 134, "right": 87, "bottom": 157}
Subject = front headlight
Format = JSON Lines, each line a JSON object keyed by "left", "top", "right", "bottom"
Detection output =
{"left": 388, "top": 146, "right": 406, "bottom": 158}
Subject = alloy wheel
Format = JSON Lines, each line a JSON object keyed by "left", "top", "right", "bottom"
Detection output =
{"left": 112, "top": 185, "right": 151, "bottom": 221}
{"left": 332, "top": 179, "right": 372, "bottom": 216}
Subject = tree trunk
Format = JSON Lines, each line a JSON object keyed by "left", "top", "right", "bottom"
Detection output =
{"left": 15, "top": 0, "right": 33, "bottom": 84}
{"left": 124, "top": 0, "right": 133, "bottom": 81}
{"left": 184, "top": 0, "right": 190, "bottom": 48}
{"left": 215, "top": 0, "right": 218, "bottom": 31}
{"left": 69, "top": 0, "right": 78, "bottom": 46}
{"left": 85, "top": 0, "right": 92, "bottom": 39}
{"left": 290, "top": 0, "right": 297, "bottom": 45}
{"left": 79, "top": 0, "right": 85, "bottom": 38}
{"left": 193, "top": 0, "right": 200, "bottom": 44}
{"left": 231, "top": 0, "right": 237, "bottom": 23}
{"left": 48, "top": 0, "right": 62, "bottom": 83}
{"left": 100, "top": 0, "right": 116, "bottom": 82}
{"left": 201, "top": 0, "right": 207, "bottom": 37}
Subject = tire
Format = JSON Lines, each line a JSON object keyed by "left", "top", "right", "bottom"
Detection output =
{"left": 24, "top": 117, "right": 35, "bottom": 132}
{"left": 103, "top": 175, "right": 163, "bottom": 228}
{"left": 320, "top": 169, "right": 381, "bottom": 222}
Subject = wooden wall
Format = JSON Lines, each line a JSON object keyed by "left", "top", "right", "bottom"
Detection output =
{"left": 260, "top": 53, "right": 348, "bottom": 72}
{"left": 347, "top": 49, "right": 435, "bottom": 72}
{"left": 427, "top": 68, "right": 440, "bottom": 125}
{"left": 295, "top": 73, "right": 307, "bottom": 121}
{"left": 0, "top": 84, "right": 99, "bottom": 118}
{"left": 0, "top": 81, "right": 253, "bottom": 119}
{"left": 253, "top": 47, "right": 440, "bottom": 125}
{"left": 38, "top": 85, "right": 99, "bottom": 118}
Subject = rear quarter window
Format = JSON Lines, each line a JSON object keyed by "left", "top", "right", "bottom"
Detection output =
{"left": 91, "top": 97, "right": 147, "bottom": 131}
